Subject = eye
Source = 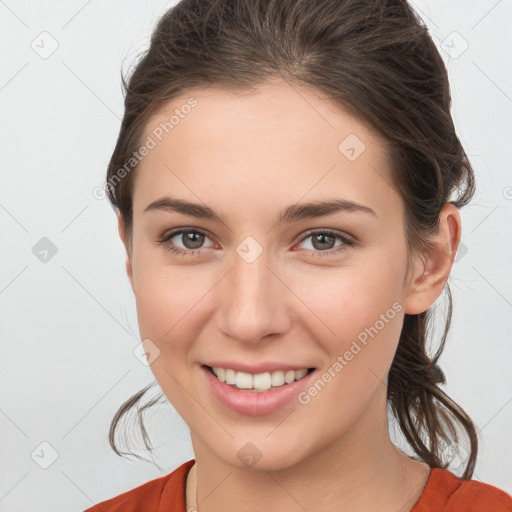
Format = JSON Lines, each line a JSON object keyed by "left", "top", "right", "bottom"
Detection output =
{"left": 157, "top": 228, "right": 355, "bottom": 258}
{"left": 157, "top": 228, "right": 215, "bottom": 257}
{"left": 296, "top": 229, "right": 355, "bottom": 258}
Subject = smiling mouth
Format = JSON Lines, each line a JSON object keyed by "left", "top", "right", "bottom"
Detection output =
{"left": 204, "top": 365, "right": 315, "bottom": 392}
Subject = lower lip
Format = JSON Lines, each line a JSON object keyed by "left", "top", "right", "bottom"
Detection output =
{"left": 200, "top": 365, "right": 315, "bottom": 416}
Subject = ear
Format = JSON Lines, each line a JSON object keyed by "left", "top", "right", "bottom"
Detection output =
{"left": 404, "top": 203, "right": 461, "bottom": 315}
{"left": 117, "top": 213, "right": 134, "bottom": 293}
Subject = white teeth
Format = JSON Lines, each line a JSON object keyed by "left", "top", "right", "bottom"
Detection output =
{"left": 295, "top": 368, "right": 308, "bottom": 380}
{"left": 284, "top": 370, "right": 296, "bottom": 384}
{"left": 225, "top": 369, "right": 236, "bottom": 385}
{"left": 211, "top": 366, "right": 311, "bottom": 391}
{"left": 253, "top": 372, "right": 272, "bottom": 390}
{"left": 235, "top": 371, "right": 253, "bottom": 389}
{"left": 271, "top": 370, "right": 284, "bottom": 387}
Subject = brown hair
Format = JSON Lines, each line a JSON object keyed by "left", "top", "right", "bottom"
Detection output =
{"left": 106, "top": 0, "right": 478, "bottom": 478}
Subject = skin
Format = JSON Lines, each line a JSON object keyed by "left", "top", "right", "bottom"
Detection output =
{"left": 117, "top": 78, "right": 461, "bottom": 512}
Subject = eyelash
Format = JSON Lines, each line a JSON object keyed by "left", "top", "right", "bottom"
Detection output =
{"left": 156, "top": 228, "right": 355, "bottom": 258}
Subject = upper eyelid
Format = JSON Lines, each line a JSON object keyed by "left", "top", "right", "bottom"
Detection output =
{"left": 160, "top": 227, "right": 215, "bottom": 244}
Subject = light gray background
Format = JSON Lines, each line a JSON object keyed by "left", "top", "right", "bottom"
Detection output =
{"left": 1, "top": 1, "right": 511, "bottom": 511}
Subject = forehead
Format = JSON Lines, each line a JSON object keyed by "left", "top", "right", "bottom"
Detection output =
{"left": 132, "top": 79, "right": 399, "bottom": 224}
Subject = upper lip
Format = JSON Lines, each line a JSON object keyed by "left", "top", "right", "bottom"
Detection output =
{"left": 203, "top": 362, "right": 315, "bottom": 374}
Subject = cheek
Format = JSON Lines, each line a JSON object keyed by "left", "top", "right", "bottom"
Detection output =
{"left": 132, "top": 252, "right": 213, "bottom": 343}
{"left": 131, "top": 264, "right": 210, "bottom": 412}
{"left": 290, "top": 251, "right": 407, "bottom": 413}
{"left": 293, "top": 256, "right": 406, "bottom": 347}
{"left": 290, "top": 265, "right": 405, "bottom": 440}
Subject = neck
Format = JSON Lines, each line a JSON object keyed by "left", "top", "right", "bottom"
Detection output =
{"left": 186, "top": 391, "right": 430, "bottom": 512}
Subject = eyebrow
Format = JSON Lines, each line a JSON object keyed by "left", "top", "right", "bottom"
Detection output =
{"left": 143, "top": 196, "right": 377, "bottom": 224}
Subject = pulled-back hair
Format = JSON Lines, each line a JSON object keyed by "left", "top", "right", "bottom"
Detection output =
{"left": 106, "top": 0, "right": 478, "bottom": 478}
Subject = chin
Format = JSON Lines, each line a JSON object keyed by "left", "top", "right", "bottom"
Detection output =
{"left": 209, "top": 437, "right": 314, "bottom": 473}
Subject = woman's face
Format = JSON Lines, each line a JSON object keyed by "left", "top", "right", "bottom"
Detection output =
{"left": 122, "top": 79, "right": 419, "bottom": 470}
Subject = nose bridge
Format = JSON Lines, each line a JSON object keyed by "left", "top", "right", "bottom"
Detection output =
{"left": 218, "top": 241, "right": 288, "bottom": 344}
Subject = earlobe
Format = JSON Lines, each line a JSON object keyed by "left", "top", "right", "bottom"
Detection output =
{"left": 404, "top": 204, "right": 461, "bottom": 315}
{"left": 117, "top": 213, "right": 135, "bottom": 293}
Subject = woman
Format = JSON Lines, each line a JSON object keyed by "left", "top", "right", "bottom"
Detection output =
{"left": 86, "top": 0, "right": 512, "bottom": 510}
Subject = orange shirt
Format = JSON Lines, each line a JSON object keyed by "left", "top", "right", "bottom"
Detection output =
{"left": 84, "top": 459, "right": 512, "bottom": 511}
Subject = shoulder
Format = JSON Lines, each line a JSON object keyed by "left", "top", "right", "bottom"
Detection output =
{"left": 450, "top": 475, "right": 512, "bottom": 512}
{"left": 413, "top": 467, "right": 512, "bottom": 512}
{"left": 82, "top": 459, "right": 195, "bottom": 512}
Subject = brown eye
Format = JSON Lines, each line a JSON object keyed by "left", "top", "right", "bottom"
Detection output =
{"left": 177, "top": 231, "right": 206, "bottom": 250}
{"left": 157, "top": 228, "right": 214, "bottom": 257}
{"left": 297, "top": 230, "right": 355, "bottom": 258}
{"left": 310, "top": 233, "right": 337, "bottom": 251}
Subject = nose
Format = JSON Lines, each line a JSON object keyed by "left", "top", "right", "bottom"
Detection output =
{"left": 216, "top": 248, "right": 291, "bottom": 346}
